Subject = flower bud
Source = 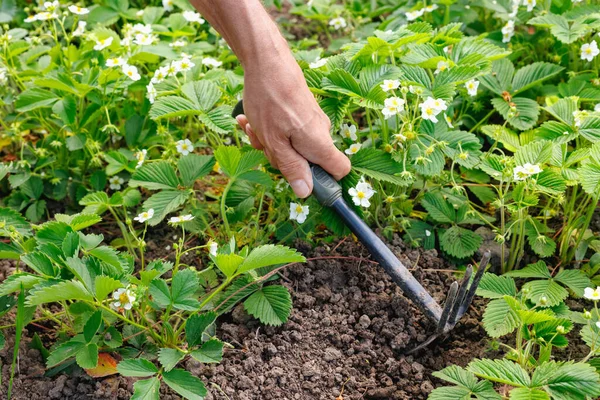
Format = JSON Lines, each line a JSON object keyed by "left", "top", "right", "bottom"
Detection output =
{"left": 539, "top": 296, "right": 548, "bottom": 305}
{"left": 584, "top": 310, "right": 592, "bottom": 320}
{"left": 556, "top": 325, "right": 565, "bottom": 334}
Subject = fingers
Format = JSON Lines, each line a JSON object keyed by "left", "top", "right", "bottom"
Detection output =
{"left": 291, "top": 115, "right": 351, "bottom": 181}
{"left": 235, "top": 115, "right": 264, "bottom": 150}
{"left": 274, "top": 146, "right": 312, "bottom": 198}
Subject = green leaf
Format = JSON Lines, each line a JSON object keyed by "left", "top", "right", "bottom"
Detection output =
{"left": 171, "top": 269, "right": 200, "bottom": 310}
{"left": 46, "top": 338, "right": 85, "bottom": 368}
{"left": 351, "top": 148, "right": 406, "bottom": 185}
{"left": 581, "top": 325, "right": 600, "bottom": 353}
{"left": 214, "top": 146, "right": 241, "bottom": 177}
{"left": 20, "top": 252, "right": 56, "bottom": 277}
{"left": 244, "top": 285, "right": 292, "bottom": 326}
{"left": 190, "top": 339, "right": 224, "bottom": 363}
{"left": 528, "top": 13, "right": 588, "bottom": 44}
{"left": 157, "top": 348, "right": 185, "bottom": 372}
{"left": 579, "top": 164, "right": 600, "bottom": 198}
{"left": 162, "top": 369, "right": 207, "bottom": 400}
{"left": 131, "top": 377, "right": 160, "bottom": 400}
{"left": 237, "top": 245, "right": 305, "bottom": 275}
{"left": 149, "top": 96, "right": 200, "bottom": 120}
{"left": 482, "top": 298, "right": 519, "bottom": 337}
{"left": 104, "top": 326, "right": 122, "bottom": 348}
{"left": 117, "top": 358, "right": 159, "bottom": 377}
{"left": 421, "top": 192, "right": 455, "bottom": 223}
{"left": 181, "top": 80, "right": 221, "bottom": 111}
{"left": 431, "top": 365, "right": 501, "bottom": 400}
{"left": 15, "top": 88, "right": 59, "bottom": 112}
{"left": 198, "top": 105, "right": 235, "bottom": 134}
{"left": 26, "top": 280, "right": 92, "bottom": 306}
{"left": 532, "top": 361, "right": 600, "bottom": 399}
{"left": 95, "top": 276, "right": 122, "bottom": 301}
{"left": 143, "top": 190, "right": 191, "bottom": 226}
{"left": 554, "top": 270, "right": 591, "bottom": 297}
{"left": 468, "top": 358, "right": 531, "bottom": 387}
{"left": 0, "top": 273, "right": 44, "bottom": 296}
{"left": 522, "top": 279, "right": 568, "bottom": 307}
{"left": 440, "top": 226, "right": 482, "bottom": 258}
{"left": 75, "top": 343, "right": 98, "bottom": 369}
{"left": 130, "top": 161, "right": 180, "bottom": 190}
{"left": 481, "top": 125, "right": 521, "bottom": 152}
{"left": 186, "top": 312, "right": 217, "bottom": 347}
{"left": 178, "top": 155, "right": 215, "bottom": 187}
{"left": 0, "top": 207, "right": 31, "bottom": 237}
{"left": 493, "top": 97, "right": 540, "bottom": 132}
{"left": 476, "top": 273, "right": 517, "bottom": 299}
{"left": 149, "top": 279, "right": 171, "bottom": 308}
{"left": 79, "top": 192, "right": 110, "bottom": 215}
{"left": 505, "top": 261, "right": 551, "bottom": 279}
{"left": 512, "top": 63, "right": 564, "bottom": 94}
{"left": 62, "top": 232, "right": 80, "bottom": 258}
{"left": 214, "top": 253, "right": 244, "bottom": 278}
{"left": 89, "top": 246, "right": 123, "bottom": 272}
{"left": 83, "top": 311, "right": 102, "bottom": 343}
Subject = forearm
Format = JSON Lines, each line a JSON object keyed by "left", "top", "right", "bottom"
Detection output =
{"left": 189, "top": 0, "right": 294, "bottom": 72}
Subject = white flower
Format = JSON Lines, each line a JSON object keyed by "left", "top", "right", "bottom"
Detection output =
{"left": 275, "top": 178, "right": 288, "bottom": 193}
{"left": 309, "top": 57, "right": 328, "bottom": 69}
{"left": 465, "top": 79, "right": 479, "bottom": 96}
{"left": 380, "top": 79, "right": 400, "bottom": 92}
{"left": 406, "top": 9, "right": 424, "bottom": 21}
{"left": 173, "top": 57, "right": 195, "bottom": 72}
{"left": 307, "top": 0, "right": 314, "bottom": 6}
{"left": 409, "top": 85, "right": 424, "bottom": 95}
{"left": 109, "top": 176, "right": 124, "bottom": 190}
{"left": 289, "top": 202, "right": 309, "bottom": 224}
{"left": 68, "top": 5, "right": 89, "bottom": 15}
{"left": 151, "top": 66, "right": 169, "bottom": 84}
{"left": 24, "top": 15, "right": 37, "bottom": 23}
{"left": 522, "top": 0, "right": 535, "bottom": 12}
{"left": 425, "top": 230, "right": 432, "bottom": 237}
{"left": 581, "top": 41, "right": 599, "bottom": 62}
{"left": 112, "top": 288, "right": 136, "bottom": 310}
{"left": 348, "top": 180, "right": 376, "bottom": 208}
{"left": 34, "top": 11, "right": 59, "bottom": 20}
{"left": 182, "top": 10, "right": 204, "bottom": 23}
{"left": 146, "top": 82, "right": 157, "bottom": 104}
{"left": 106, "top": 57, "right": 126, "bottom": 67}
{"left": 169, "top": 40, "right": 186, "bottom": 48}
{"left": 382, "top": 96, "right": 406, "bottom": 119}
{"left": 94, "top": 36, "right": 113, "bottom": 51}
{"left": 596, "top": 321, "right": 600, "bottom": 329}
{"left": 202, "top": 57, "right": 222, "bottom": 68}
{"left": 168, "top": 214, "right": 195, "bottom": 224}
{"left": 345, "top": 143, "right": 362, "bottom": 155}
{"left": 434, "top": 61, "right": 450, "bottom": 75}
{"left": 502, "top": 20, "right": 515, "bottom": 43}
{"left": 134, "top": 208, "right": 154, "bottom": 223}
{"left": 162, "top": 0, "right": 174, "bottom": 11}
{"left": 176, "top": 139, "right": 194, "bottom": 156}
{"left": 584, "top": 287, "right": 600, "bottom": 301}
{"left": 424, "top": 4, "right": 438, "bottom": 12}
{"left": 135, "top": 149, "right": 147, "bottom": 168}
{"left": 122, "top": 64, "right": 141, "bottom": 81}
{"left": 419, "top": 97, "right": 447, "bottom": 123}
{"left": 136, "top": 10, "right": 144, "bottom": 17}
{"left": 340, "top": 124, "right": 357, "bottom": 141}
{"left": 513, "top": 163, "right": 542, "bottom": 180}
{"left": 207, "top": 240, "right": 218, "bottom": 256}
{"left": 444, "top": 114, "right": 454, "bottom": 128}
{"left": 42, "top": 1, "right": 59, "bottom": 11}
{"left": 131, "top": 23, "right": 153, "bottom": 35}
{"left": 329, "top": 17, "right": 347, "bottom": 30}
{"left": 134, "top": 33, "right": 156, "bottom": 46}
{"left": 595, "top": 103, "right": 600, "bottom": 112}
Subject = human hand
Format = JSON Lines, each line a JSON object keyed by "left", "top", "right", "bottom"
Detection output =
{"left": 234, "top": 52, "right": 351, "bottom": 198}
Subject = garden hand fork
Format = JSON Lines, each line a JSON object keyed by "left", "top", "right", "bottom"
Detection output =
{"left": 232, "top": 100, "right": 490, "bottom": 350}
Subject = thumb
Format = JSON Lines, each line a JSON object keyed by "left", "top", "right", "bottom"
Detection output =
{"left": 273, "top": 146, "right": 313, "bottom": 198}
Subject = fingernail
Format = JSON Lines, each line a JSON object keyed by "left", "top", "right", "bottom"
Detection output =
{"left": 290, "top": 179, "right": 310, "bottom": 198}
{"left": 235, "top": 115, "right": 244, "bottom": 125}
{"left": 245, "top": 123, "right": 252, "bottom": 135}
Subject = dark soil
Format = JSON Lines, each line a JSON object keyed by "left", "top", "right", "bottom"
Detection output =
{"left": 0, "top": 236, "right": 493, "bottom": 400}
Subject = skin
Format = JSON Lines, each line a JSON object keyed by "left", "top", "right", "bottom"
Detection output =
{"left": 189, "top": 0, "right": 351, "bottom": 198}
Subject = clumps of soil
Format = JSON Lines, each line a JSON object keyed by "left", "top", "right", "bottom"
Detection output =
{"left": 0, "top": 236, "right": 492, "bottom": 399}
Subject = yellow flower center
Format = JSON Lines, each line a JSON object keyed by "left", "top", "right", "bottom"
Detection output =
{"left": 295, "top": 206, "right": 303, "bottom": 213}
{"left": 426, "top": 108, "right": 434, "bottom": 115}
{"left": 357, "top": 191, "right": 365, "bottom": 199}
{"left": 119, "top": 292, "right": 129, "bottom": 304}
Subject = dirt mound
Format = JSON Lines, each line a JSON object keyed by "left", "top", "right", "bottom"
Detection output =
{"left": 0, "top": 236, "right": 491, "bottom": 399}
